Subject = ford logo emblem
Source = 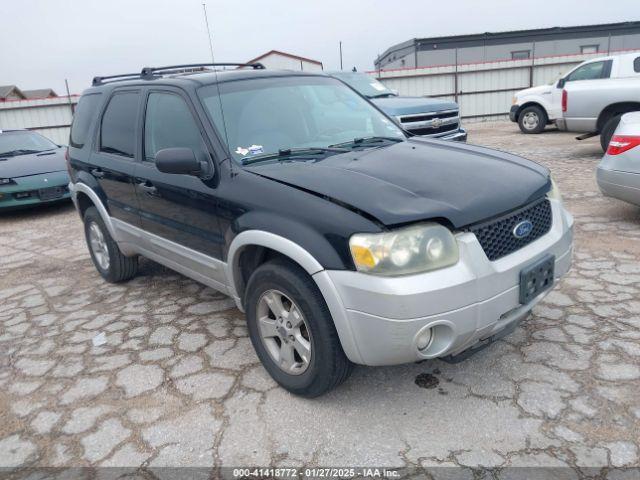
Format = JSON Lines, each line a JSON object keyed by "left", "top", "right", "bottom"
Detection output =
{"left": 513, "top": 220, "right": 534, "bottom": 239}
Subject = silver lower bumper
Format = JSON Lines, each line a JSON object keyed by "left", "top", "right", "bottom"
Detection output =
{"left": 597, "top": 166, "right": 640, "bottom": 206}
{"left": 439, "top": 130, "right": 467, "bottom": 142}
{"left": 314, "top": 199, "right": 574, "bottom": 366}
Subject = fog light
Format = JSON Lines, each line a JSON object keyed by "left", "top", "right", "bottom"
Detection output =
{"left": 416, "top": 328, "right": 433, "bottom": 351}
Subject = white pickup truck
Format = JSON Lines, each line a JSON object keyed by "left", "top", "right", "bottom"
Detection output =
{"left": 510, "top": 52, "right": 640, "bottom": 150}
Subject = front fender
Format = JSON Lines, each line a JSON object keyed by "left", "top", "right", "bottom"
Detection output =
{"left": 224, "top": 227, "right": 366, "bottom": 365}
{"left": 516, "top": 96, "right": 552, "bottom": 118}
{"left": 225, "top": 210, "right": 352, "bottom": 271}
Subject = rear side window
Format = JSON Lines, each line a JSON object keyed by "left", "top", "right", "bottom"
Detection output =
{"left": 100, "top": 92, "right": 140, "bottom": 158}
{"left": 566, "top": 61, "right": 608, "bottom": 82}
{"left": 69, "top": 94, "right": 101, "bottom": 148}
{"left": 635, "top": 57, "right": 640, "bottom": 73}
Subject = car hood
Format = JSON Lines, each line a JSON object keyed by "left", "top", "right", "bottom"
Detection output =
{"left": 371, "top": 96, "right": 459, "bottom": 117}
{"left": 245, "top": 139, "right": 550, "bottom": 228}
{"left": 516, "top": 84, "right": 553, "bottom": 98}
{"left": 0, "top": 148, "right": 67, "bottom": 179}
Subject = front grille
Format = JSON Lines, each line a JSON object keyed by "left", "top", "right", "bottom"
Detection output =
{"left": 464, "top": 198, "right": 552, "bottom": 261}
{"left": 399, "top": 110, "right": 458, "bottom": 124}
{"left": 408, "top": 122, "right": 458, "bottom": 136}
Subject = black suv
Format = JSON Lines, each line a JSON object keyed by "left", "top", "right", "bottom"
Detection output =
{"left": 68, "top": 63, "right": 573, "bottom": 397}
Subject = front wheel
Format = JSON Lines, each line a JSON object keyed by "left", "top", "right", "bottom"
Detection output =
{"left": 245, "top": 259, "right": 353, "bottom": 397}
{"left": 518, "top": 105, "right": 547, "bottom": 134}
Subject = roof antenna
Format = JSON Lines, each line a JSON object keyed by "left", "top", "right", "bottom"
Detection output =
{"left": 202, "top": 2, "right": 215, "bottom": 63}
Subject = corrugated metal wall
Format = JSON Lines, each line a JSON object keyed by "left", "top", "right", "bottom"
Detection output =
{"left": 373, "top": 50, "right": 640, "bottom": 121}
{"left": 0, "top": 96, "right": 78, "bottom": 144}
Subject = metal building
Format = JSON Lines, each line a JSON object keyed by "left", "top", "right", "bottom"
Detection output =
{"left": 0, "top": 96, "right": 78, "bottom": 145}
{"left": 375, "top": 22, "right": 640, "bottom": 70}
{"left": 245, "top": 50, "right": 323, "bottom": 71}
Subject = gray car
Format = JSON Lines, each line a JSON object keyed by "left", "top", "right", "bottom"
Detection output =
{"left": 597, "top": 111, "right": 640, "bottom": 206}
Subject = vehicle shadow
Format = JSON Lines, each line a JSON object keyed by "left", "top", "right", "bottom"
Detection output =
{"left": 0, "top": 200, "right": 75, "bottom": 222}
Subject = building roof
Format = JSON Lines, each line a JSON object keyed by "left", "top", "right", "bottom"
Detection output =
{"left": 376, "top": 21, "right": 640, "bottom": 65}
{"left": 0, "top": 85, "right": 25, "bottom": 100}
{"left": 245, "top": 50, "right": 323, "bottom": 66}
{"left": 22, "top": 88, "right": 58, "bottom": 99}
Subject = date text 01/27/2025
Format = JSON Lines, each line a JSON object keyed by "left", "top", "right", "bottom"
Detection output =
{"left": 232, "top": 467, "right": 401, "bottom": 478}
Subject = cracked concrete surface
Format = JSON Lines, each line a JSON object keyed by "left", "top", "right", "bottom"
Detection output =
{"left": 0, "top": 123, "right": 638, "bottom": 474}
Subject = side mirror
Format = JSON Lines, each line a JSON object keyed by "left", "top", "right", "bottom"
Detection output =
{"left": 557, "top": 78, "right": 566, "bottom": 88}
{"left": 155, "top": 148, "right": 202, "bottom": 176}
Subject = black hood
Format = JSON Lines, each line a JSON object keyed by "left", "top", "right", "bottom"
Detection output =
{"left": 0, "top": 147, "right": 67, "bottom": 179}
{"left": 245, "top": 139, "right": 550, "bottom": 228}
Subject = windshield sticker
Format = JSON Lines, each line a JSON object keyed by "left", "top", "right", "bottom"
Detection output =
{"left": 248, "top": 145, "right": 264, "bottom": 155}
{"left": 235, "top": 145, "right": 264, "bottom": 156}
{"left": 370, "top": 82, "right": 386, "bottom": 91}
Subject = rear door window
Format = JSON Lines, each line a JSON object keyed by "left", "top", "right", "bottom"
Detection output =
{"left": 70, "top": 93, "right": 102, "bottom": 148}
{"left": 100, "top": 92, "right": 140, "bottom": 158}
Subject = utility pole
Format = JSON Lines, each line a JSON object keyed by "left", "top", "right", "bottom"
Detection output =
{"left": 339, "top": 41, "right": 343, "bottom": 70}
{"left": 202, "top": 2, "right": 215, "bottom": 63}
{"left": 64, "top": 79, "right": 74, "bottom": 114}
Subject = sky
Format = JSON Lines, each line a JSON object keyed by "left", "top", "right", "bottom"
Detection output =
{"left": 1, "top": 0, "right": 637, "bottom": 95}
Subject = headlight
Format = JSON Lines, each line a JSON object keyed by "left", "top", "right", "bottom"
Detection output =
{"left": 349, "top": 223, "right": 459, "bottom": 276}
{"left": 0, "top": 178, "right": 14, "bottom": 185}
{"left": 548, "top": 176, "right": 562, "bottom": 202}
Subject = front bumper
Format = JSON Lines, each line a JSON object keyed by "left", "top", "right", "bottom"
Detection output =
{"left": 0, "top": 171, "right": 70, "bottom": 210}
{"left": 314, "top": 198, "right": 573, "bottom": 366}
{"left": 440, "top": 128, "right": 467, "bottom": 142}
{"left": 597, "top": 166, "right": 640, "bottom": 207}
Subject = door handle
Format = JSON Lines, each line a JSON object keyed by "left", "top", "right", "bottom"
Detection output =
{"left": 137, "top": 181, "right": 158, "bottom": 196}
{"left": 91, "top": 168, "right": 105, "bottom": 179}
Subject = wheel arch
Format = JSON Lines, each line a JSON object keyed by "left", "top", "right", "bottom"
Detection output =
{"left": 597, "top": 102, "right": 640, "bottom": 131}
{"left": 226, "top": 230, "right": 325, "bottom": 306}
{"left": 70, "top": 182, "right": 117, "bottom": 239}
{"left": 225, "top": 230, "right": 365, "bottom": 365}
{"left": 516, "top": 102, "right": 548, "bottom": 121}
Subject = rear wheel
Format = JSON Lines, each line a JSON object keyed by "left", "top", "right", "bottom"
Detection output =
{"left": 83, "top": 206, "right": 138, "bottom": 283}
{"left": 600, "top": 115, "right": 622, "bottom": 152}
{"left": 245, "top": 258, "right": 353, "bottom": 397}
{"left": 518, "top": 105, "right": 547, "bottom": 134}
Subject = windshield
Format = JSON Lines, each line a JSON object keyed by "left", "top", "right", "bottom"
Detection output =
{"left": 329, "top": 72, "right": 395, "bottom": 98}
{"left": 199, "top": 75, "right": 405, "bottom": 163}
{"left": 0, "top": 130, "right": 58, "bottom": 156}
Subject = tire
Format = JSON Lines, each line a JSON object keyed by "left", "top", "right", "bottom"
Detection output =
{"left": 517, "top": 105, "right": 547, "bottom": 134}
{"left": 83, "top": 206, "right": 138, "bottom": 283}
{"left": 600, "top": 115, "right": 622, "bottom": 152}
{"left": 245, "top": 258, "right": 353, "bottom": 397}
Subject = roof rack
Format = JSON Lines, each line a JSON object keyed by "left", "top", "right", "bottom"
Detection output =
{"left": 92, "top": 73, "right": 143, "bottom": 86}
{"left": 92, "top": 62, "right": 266, "bottom": 86}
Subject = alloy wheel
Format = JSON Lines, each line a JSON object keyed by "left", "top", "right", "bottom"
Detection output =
{"left": 88, "top": 222, "right": 110, "bottom": 270}
{"left": 257, "top": 289, "right": 312, "bottom": 375}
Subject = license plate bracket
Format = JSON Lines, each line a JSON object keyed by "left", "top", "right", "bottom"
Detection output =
{"left": 38, "top": 187, "right": 63, "bottom": 201}
{"left": 519, "top": 254, "right": 555, "bottom": 304}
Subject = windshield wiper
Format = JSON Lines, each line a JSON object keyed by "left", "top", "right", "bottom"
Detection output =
{"left": 0, "top": 149, "right": 41, "bottom": 158}
{"left": 241, "top": 147, "right": 349, "bottom": 165}
{"left": 369, "top": 93, "right": 396, "bottom": 99}
{"left": 329, "top": 136, "right": 404, "bottom": 149}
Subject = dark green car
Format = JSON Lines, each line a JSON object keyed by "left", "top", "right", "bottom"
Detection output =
{"left": 0, "top": 129, "right": 70, "bottom": 210}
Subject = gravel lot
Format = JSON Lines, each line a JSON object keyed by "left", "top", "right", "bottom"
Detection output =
{"left": 1, "top": 122, "right": 639, "bottom": 475}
